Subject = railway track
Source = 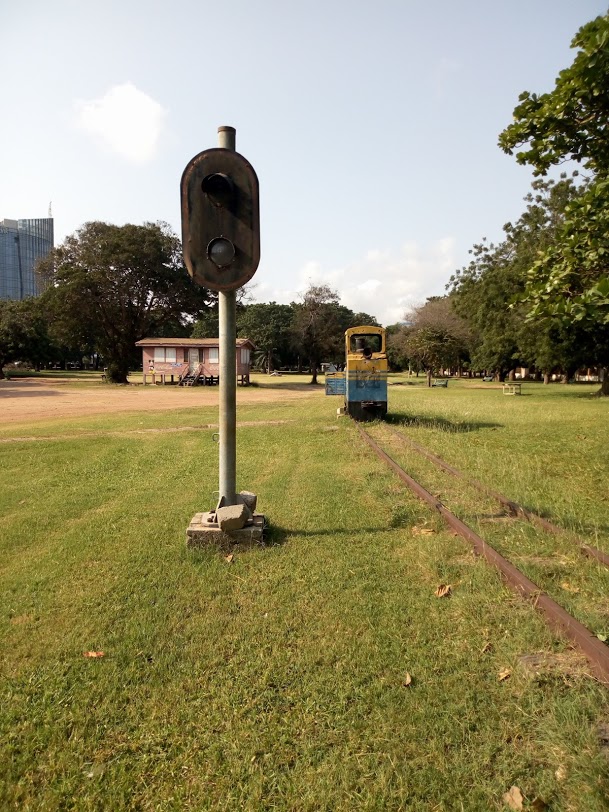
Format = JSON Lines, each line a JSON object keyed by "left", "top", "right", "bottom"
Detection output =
{"left": 385, "top": 424, "right": 609, "bottom": 570}
{"left": 356, "top": 423, "right": 609, "bottom": 686}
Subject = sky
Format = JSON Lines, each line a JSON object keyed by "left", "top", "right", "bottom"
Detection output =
{"left": 1, "top": 0, "right": 605, "bottom": 326}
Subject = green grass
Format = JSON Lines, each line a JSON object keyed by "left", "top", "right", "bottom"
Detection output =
{"left": 1, "top": 381, "right": 608, "bottom": 810}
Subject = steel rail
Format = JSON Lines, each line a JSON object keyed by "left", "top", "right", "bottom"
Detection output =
{"left": 386, "top": 425, "right": 609, "bottom": 569}
{"left": 356, "top": 424, "right": 609, "bottom": 686}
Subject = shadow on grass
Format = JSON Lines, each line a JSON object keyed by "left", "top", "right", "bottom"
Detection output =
{"left": 247, "top": 524, "right": 390, "bottom": 546}
{"left": 513, "top": 502, "right": 609, "bottom": 542}
{"left": 386, "top": 412, "right": 503, "bottom": 433}
{"left": 0, "top": 385, "right": 64, "bottom": 398}
{"left": 255, "top": 382, "right": 323, "bottom": 392}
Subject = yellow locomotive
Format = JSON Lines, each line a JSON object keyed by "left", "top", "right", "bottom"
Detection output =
{"left": 326, "top": 325, "right": 388, "bottom": 420}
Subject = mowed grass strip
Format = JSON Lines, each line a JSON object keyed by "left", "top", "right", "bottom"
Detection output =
{"left": 368, "top": 419, "right": 609, "bottom": 644}
{"left": 387, "top": 379, "right": 609, "bottom": 546}
{"left": 0, "top": 391, "right": 608, "bottom": 810}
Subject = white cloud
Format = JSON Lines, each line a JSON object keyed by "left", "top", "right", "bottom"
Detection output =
{"left": 252, "top": 238, "right": 457, "bottom": 326}
{"left": 75, "top": 82, "right": 166, "bottom": 163}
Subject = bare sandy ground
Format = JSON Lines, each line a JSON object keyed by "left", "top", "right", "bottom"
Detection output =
{"left": 0, "top": 378, "right": 320, "bottom": 425}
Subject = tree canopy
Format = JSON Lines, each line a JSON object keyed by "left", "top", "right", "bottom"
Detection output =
{"left": 498, "top": 13, "right": 609, "bottom": 391}
{"left": 38, "top": 221, "right": 211, "bottom": 382}
{"left": 388, "top": 296, "right": 471, "bottom": 378}
{"left": 0, "top": 298, "right": 53, "bottom": 379}
{"left": 499, "top": 15, "right": 609, "bottom": 175}
{"left": 449, "top": 177, "right": 585, "bottom": 379}
{"left": 236, "top": 302, "right": 294, "bottom": 374}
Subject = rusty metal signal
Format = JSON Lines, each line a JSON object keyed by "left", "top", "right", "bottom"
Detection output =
{"left": 181, "top": 148, "right": 260, "bottom": 292}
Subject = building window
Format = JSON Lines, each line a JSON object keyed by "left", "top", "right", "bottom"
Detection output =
{"left": 208, "top": 348, "right": 219, "bottom": 363}
{"left": 153, "top": 347, "right": 178, "bottom": 362}
{"left": 240, "top": 348, "right": 250, "bottom": 364}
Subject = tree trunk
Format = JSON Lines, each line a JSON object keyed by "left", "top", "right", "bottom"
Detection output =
{"left": 106, "top": 360, "right": 130, "bottom": 384}
{"left": 426, "top": 369, "right": 432, "bottom": 388}
{"left": 0, "top": 365, "right": 5, "bottom": 380}
{"left": 309, "top": 363, "right": 318, "bottom": 385}
{"left": 598, "top": 368, "right": 609, "bottom": 397}
{"left": 267, "top": 350, "right": 272, "bottom": 375}
{"left": 508, "top": 369, "right": 515, "bottom": 381}
{"left": 543, "top": 371, "right": 550, "bottom": 385}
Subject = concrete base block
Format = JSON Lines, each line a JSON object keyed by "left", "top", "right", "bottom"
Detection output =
{"left": 186, "top": 511, "right": 265, "bottom": 552}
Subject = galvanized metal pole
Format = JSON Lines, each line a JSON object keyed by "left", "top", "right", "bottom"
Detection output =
{"left": 218, "top": 126, "right": 237, "bottom": 505}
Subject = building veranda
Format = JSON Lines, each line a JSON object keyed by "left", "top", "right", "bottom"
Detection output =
{"left": 135, "top": 337, "right": 255, "bottom": 386}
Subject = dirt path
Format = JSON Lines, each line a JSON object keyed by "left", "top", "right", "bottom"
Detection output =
{"left": 0, "top": 378, "right": 320, "bottom": 425}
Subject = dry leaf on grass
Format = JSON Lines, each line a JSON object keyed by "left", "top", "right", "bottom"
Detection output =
{"left": 83, "top": 651, "right": 105, "bottom": 658}
{"left": 434, "top": 584, "right": 452, "bottom": 598}
{"left": 225, "top": 554, "right": 234, "bottom": 563}
{"left": 402, "top": 672, "right": 413, "bottom": 687}
{"left": 502, "top": 785, "right": 524, "bottom": 810}
{"left": 498, "top": 668, "right": 512, "bottom": 682}
{"left": 412, "top": 526, "right": 435, "bottom": 536}
{"left": 555, "top": 765, "right": 567, "bottom": 781}
{"left": 560, "top": 582, "right": 580, "bottom": 594}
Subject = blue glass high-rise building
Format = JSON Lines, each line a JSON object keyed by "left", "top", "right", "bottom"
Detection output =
{"left": 0, "top": 217, "right": 54, "bottom": 300}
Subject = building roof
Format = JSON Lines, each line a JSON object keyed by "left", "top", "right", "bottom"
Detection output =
{"left": 135, "top": 337, "right": 256, "bottom": 349}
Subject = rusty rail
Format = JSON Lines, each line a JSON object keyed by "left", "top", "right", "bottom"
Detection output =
{"left": 386, "top": 425, "right": 609, "bottom": 569}
{"left": 356, "top": 425, "right": 609, "bottom": 686}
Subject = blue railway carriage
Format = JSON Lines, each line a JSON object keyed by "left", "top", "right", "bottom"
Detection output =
{"left": 326, "top": 325, "right": 388, "bottom": 420}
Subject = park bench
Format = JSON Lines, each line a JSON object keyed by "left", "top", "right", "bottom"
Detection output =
{"left": 502, "top": 382, "right": 521, "bottom": 395}
{"left": 432, "top": 379, "right": 448, "bottom": 388}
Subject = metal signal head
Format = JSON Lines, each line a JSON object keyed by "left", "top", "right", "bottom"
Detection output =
{"left": 181, "top": 148, "right": 260, "bottom": 292}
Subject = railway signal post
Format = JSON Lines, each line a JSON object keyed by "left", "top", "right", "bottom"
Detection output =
{"left": 181, "top": 126, "right": 265, "bottom": 549}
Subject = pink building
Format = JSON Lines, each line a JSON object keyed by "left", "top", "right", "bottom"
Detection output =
{"left": 135, "top": 337, "right": 255, "bottom": 386}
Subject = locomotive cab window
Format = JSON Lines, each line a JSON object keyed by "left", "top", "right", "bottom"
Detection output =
{"left": 350, "top": 334, "right": 382, "bottom": 355}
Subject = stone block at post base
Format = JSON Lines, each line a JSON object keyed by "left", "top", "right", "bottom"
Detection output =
{"left": 237, "top": 491, "right": 257, "bottom": 513}
{"left": 186, "top": 512, "right": 265, "bottom": 552}
{"left": 216, "top": 502, "right": 250, "bottom": 531}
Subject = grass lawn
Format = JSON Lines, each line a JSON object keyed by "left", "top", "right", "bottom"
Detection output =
{"left": 1, "top": 379, "right": 608, "bottom": 810}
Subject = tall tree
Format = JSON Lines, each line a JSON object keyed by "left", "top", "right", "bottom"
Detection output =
{"left": 394, "top": 297, "right": 471, "bottom": 382}
{"left": 191, "top": 309, "right": 219, "bottom": 339}
{"left": 499, "top": 13, "right": 609, "bottom": 392}
{"left": 0, "top": 298, "right": 53, "bottom": 378}
{"left": 236, "top": 302, "right": 294, "bottom": 373}
{"left": 449, "top": 178, "right": 583, "bottom": 380}
{"left": 38, "top": 222, "right": 211, "bottom": 383}
{"left": 291, "top": 284, "right": 344, "bottom": 384}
